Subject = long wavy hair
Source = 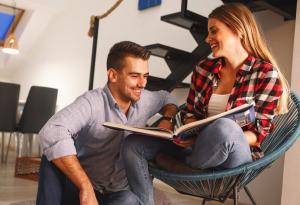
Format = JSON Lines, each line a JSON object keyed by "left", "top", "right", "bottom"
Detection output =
{"left": 209, "top": 3, "right": 290, "bottom": 114}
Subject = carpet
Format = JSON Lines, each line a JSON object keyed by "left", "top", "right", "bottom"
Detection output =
{"left": 9, "top": 200, "right": 35, "bottom": 205}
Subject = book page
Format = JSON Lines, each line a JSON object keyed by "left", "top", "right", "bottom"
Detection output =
{"left": 174, "top": 103, "right": 254, "bottom": 136}
{"left": 103, "top": 122, "right": 174, "bottom": 140}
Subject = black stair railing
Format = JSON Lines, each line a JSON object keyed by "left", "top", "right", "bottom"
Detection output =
{"left": 145, "top": 0, "right": 296, "bottom": 92}
{"left": 145, "top": 0, "right": 211, "bottom": 92}
{"left": 222, "top": 0, "right": 296, "bottom": 21}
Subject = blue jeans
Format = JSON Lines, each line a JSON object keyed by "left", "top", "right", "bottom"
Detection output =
{"left": 36, "top": 155, "right": 140, "bottom": 205}
{"left": 122, "top": 118, "right": 252, "bottom": 205}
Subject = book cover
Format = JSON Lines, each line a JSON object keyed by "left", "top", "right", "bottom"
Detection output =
{"left": 103, "top": 103, "right": 255, "bottom": 140}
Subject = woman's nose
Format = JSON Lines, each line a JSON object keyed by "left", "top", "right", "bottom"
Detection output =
{"left": 205, "top": 35, "right": 210, "bottom": 44}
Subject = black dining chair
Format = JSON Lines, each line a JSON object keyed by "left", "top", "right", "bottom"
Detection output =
{"left": 5, "top": 86, "right": 58, "bottom": 160}
{"left": 0, "top": 82, "right": 20, "bottom": 163}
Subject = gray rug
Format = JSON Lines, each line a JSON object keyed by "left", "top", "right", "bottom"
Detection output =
{"left": 9, "top": 200, "right": 35, "bottom": 205}
{"left": 5, "top": 188, "right": 170, "bottom": 205}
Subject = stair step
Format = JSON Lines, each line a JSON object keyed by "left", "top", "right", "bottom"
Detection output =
{"left": 145, "top": 43, "right": 201, "bottom": 63}
{"left": 161, "top": 10, "right": 207, "bottom": 31}
{"left": 145, "top": 44, "right": 190, "bottom": 58}
{"left": 222, "top": 0, "right": 296, "bottom": 20}
{"left": 146, "top": 76, "right": 190, "bottom": 91}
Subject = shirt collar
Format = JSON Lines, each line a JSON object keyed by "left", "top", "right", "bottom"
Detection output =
{"left": 103, "top": 84, "right": 138, "bottom": 110}
{"left": 214, "top": 55, "right": 256, "bottom": 76}
{"left": 103, "top": 84, "right": 118, "bottom": 109}
{"left": 238, "top": 55, "right": 256, "bottom": 75}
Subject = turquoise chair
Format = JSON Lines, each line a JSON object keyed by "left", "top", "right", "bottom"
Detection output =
{"left": 149, "top": 92, "right": 300, "bottom": 205}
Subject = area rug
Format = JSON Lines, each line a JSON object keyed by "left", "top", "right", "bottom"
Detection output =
{"left": 9, "top": 200, "right": 35, "bottom": 205}
{"left": 4, "top": 188, "right": 170, "bottom": 205}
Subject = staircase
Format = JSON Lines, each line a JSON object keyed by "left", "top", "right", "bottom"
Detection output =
{"left": 145, "top": 0, "right": 296, "bottom": 92}
{"left": 145, "top": 0, "right": 211, "bottom": 92}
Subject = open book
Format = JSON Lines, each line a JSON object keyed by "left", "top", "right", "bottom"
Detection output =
{"left": 103, "top": 103, "right": 255, "bottom": 140}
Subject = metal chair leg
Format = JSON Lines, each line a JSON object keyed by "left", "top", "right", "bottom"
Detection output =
{"left": 233, "top": 184, "right": 238, "bottom": 205}
{"left": 4, "top": 132, "right": 13, "bottom": 163}
{"left": 16, "top": 133, "right": 20, "bottom": 157}
{"left": 244, "top": 186, "right": 257, "bottom": 205}
{"left": 1, "top": 132, "right": 4, "bottom": 163}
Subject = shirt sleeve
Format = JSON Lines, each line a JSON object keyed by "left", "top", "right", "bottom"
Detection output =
{"left": 141, "top": 90, "right": 177, "bottom": 119}
{"left": 245, "top": 68, "right": 283, "bottom": 143}
{"left": 180, "top": 69, "right": 197, "bottom": 119}
{"left": 160, "top": 90, "right": 177, "bottom": 106}
{"left": 38, "top": 94, "right": 93, "bottom": 161}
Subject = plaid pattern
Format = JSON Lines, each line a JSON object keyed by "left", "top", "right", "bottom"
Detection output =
{"left": 181, "top": 55, "right": 283, "bottom": 144}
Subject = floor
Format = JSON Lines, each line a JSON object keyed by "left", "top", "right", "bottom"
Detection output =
{"left": 0, "top": 145, "right": 247, "bottom": 205}
{"left": 0, "top": 150, "right": 37, "bottom": 205}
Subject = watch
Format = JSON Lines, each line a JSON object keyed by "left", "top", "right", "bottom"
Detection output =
{"left": 160, "top": 116, "right": 173, "bottom": 123}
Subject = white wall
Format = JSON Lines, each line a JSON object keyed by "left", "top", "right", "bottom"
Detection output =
{"left": 281, "top": 1, "right": 300, "bottom": 205}
{"left": 1, "top": 0, "right": 222, "bottom": 108}
{"left": 0, "top": 0, "right": 297, "bottom": 204}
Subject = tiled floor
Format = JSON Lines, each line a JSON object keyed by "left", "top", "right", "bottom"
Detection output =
{"left": 0, "top": 151, "right": 37, "bottom": 205}
{"left": 0, "top": 148, "right": 247, "bottom": 205}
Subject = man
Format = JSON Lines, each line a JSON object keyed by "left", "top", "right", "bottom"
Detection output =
{"left": 36, "top": 41, "right": 177, "bottom": 205}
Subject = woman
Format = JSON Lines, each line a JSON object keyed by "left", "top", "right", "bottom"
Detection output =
{"left": 174, "top": 2, "right": 289, "bottom": 169}
{"left": 122, "top": 3, "right": 289, "bottom": 205}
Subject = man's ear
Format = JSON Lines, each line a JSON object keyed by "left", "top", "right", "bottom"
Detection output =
{"left": 107, "top": 68, "right": 118, "bottom": 83}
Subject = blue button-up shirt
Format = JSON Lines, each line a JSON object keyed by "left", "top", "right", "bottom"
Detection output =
{"left": 39, "top": 84, "right": 176, "bottom": 192}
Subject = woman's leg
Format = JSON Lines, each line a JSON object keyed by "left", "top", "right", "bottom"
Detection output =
{"left": 122, "top": 134, "right": 179, "bottom": 205}
{"left": 186, "top": 118, "right": 252, "bottom": 169}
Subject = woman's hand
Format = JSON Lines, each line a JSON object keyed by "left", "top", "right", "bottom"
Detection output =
{"left": 183, "top": 116, "right": 198, "bottom": 125}
{"left": 173, "top": 137, "right": 196, "bottom": 148}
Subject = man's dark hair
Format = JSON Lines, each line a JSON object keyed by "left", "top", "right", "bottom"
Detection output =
{"left": 107, "top": 41, "right": 151, "bottom": 70}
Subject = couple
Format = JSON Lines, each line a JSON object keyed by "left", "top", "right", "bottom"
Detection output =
{"left": 36, "top": 3, "right": 288, "bottom": 205}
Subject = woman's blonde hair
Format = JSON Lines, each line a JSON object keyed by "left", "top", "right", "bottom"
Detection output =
{"left": 209, "top": 3, "right": 290, "bottom": 114}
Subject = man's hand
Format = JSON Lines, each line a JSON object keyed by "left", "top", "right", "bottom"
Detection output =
{"left": 157, "top": 118, "right": 173, "bottom": 131}
{"left": 80, "top": 184, "right": 99, "bottom": 205}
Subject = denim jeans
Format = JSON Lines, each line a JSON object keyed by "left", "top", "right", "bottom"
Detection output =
{"left": 36, "top": 155, "right": 140, "bottom": 205}
{"left": 122, "top": 118, "right": 252, "bottom": 205}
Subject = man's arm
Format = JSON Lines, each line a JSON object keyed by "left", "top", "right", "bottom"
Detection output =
{"left": 39, "top": 94, "right": 99, "bottom": 205}
{"left": 52, "top": 155, "right": 98, "bottom": 205}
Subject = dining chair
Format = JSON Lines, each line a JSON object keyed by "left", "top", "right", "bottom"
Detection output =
{"left": 5, "top": 86, "right": 58, "bottom": 160}
{"left": 0, "top": 82, "right": 20, "bottom": 163}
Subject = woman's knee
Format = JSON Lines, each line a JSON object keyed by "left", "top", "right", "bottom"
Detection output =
{"left": 213, "top": 118, "right": 242, "bottom": 131}
{"left": 206, "top": 118, "right": 244, "bottom": 142}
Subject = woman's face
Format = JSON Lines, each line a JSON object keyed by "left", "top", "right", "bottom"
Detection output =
{"left": 205, "top": 17, "right": 242, "bottom": 58}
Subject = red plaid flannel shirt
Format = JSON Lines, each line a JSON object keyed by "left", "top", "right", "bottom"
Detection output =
{"left": 181, "top": 55, "right": 283, "bottom": 144}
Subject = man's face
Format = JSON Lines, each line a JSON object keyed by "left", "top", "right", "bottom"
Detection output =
{"left": 113, "top": 56, "right": 149, "bottom": 103}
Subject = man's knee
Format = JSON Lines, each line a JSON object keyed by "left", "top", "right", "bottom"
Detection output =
{"left": 118, "top": 191, "right": 140, "bottom": 205}
{"left": 106, "top": 190, "right": 140, "bottom": 205}
{"left": 122, "top": 134, "right": 150, "bottom": 159}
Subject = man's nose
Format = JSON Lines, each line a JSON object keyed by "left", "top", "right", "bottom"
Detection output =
{"left": 138, "top": 76, "right": 147, "bottom": 88}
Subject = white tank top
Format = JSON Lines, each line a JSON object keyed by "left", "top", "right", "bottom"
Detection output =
{"left": 208, "top": 93, "right": 230, "bottom": 117}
